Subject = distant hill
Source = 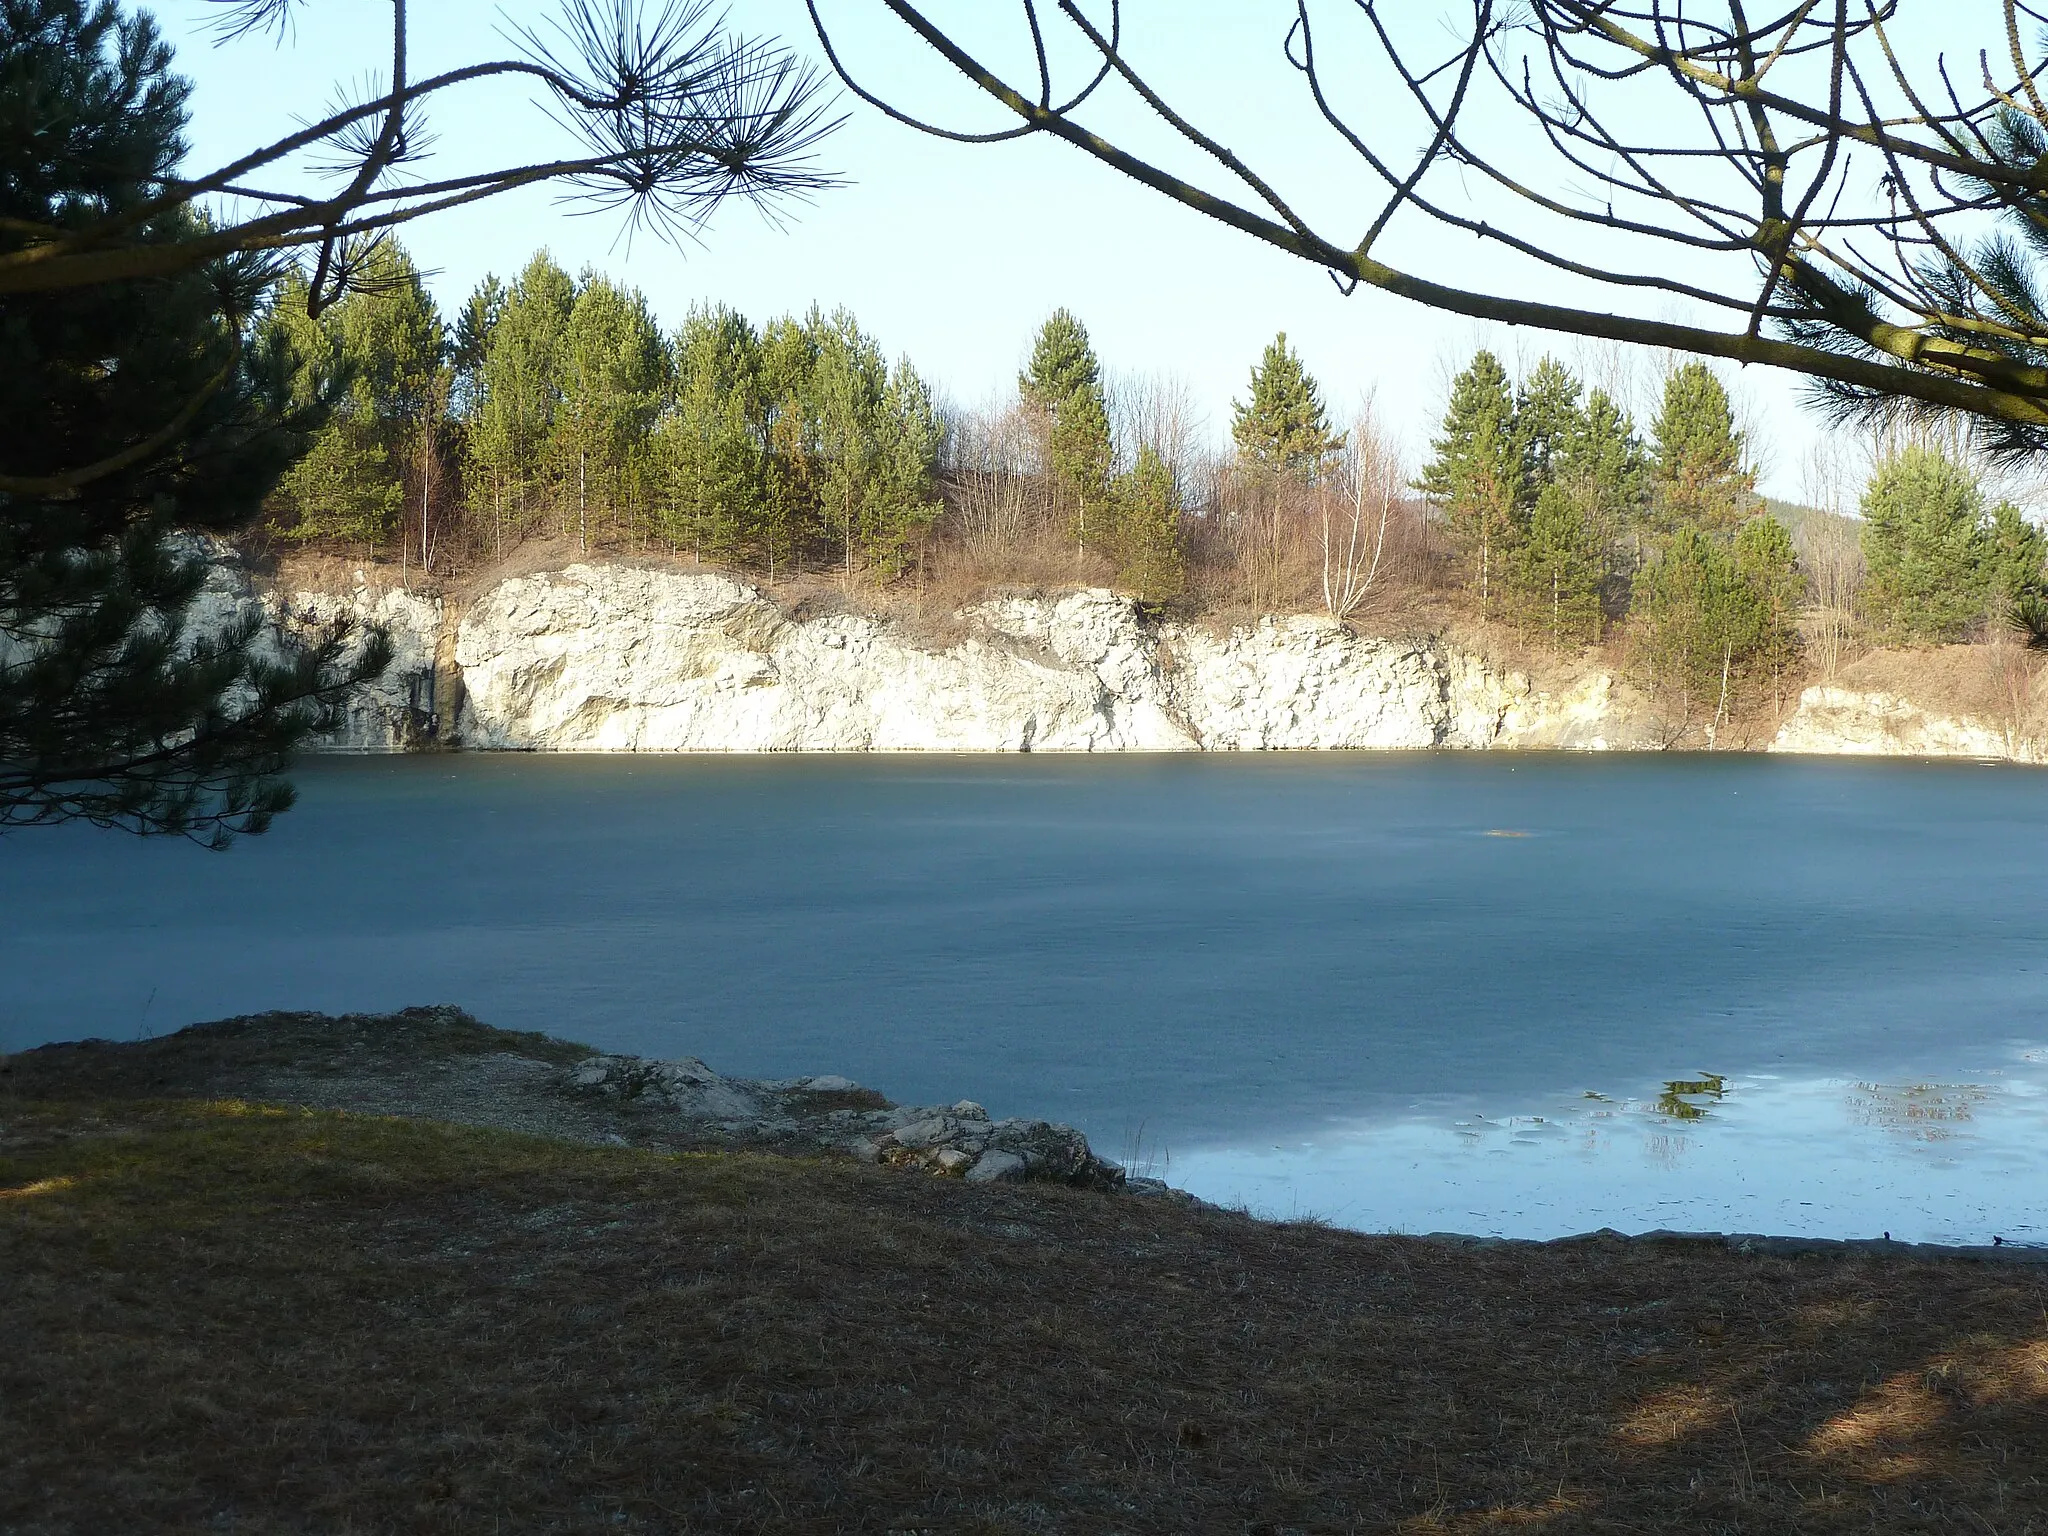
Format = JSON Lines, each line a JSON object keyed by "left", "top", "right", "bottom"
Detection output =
{"left": 1764, "top": 496, "right": 1859, "bottom": 537}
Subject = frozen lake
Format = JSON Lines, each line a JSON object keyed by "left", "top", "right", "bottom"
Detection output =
{"left": 5, "top": 751, "right": 2046, "bottom": 1245}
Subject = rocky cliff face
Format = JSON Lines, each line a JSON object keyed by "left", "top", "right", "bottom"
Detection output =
{"left": 229, "top": 558, "right": 2039, "bottom": 760}
{"left": 1768, "top": 684, "right": 2042, "bottom": 762}
{"left": 421, "top": 563, "right": 1666, "bottom": 753}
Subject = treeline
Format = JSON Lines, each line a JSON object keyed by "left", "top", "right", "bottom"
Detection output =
{"left": 1417, "top": 349, "right": 2048, "bottom": 728}
{"left": 1418, "top": 349, "right": 1801, "bottom": 726}
{"left": 259, "top": 242, "right": 1340, "bottom": 607}
{"left": 262, "top": 243, "right": 2048, "bottom": 732}
{"left": 263, "top": 243, "right": 942, "bottom": 577}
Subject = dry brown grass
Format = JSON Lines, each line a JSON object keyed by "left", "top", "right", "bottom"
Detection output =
{"left": 4, "top": 1100, "right": 2046, "bottom": 1535}
{"left": 1836, "top": 642, "right": 2048, "bottom": 724}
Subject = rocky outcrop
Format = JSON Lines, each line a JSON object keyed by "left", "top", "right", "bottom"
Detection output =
{"left": 564, "top": 1051, "right": 1127, "bottom": 1188}
{"left": 1769, "top": 685, "right": 2041, "bottom": 762}
{"left": 432, "top": 563, "right": 1669, "bottom": 753}
{"left": 5, "top": 1005, "right": 1136, "bottom": 1193}
{"left": 217, "top": 556, "right": 2047, "bottom": 761}
{"left": 271, "top": 581, "right": 447, "bottom": 750}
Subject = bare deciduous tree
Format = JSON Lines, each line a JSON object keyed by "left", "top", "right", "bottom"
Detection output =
{"left": 1321, "top": 402, "right": 1399, "bottom": 622}
{"left": 1107, "top": 368, "right": 1205, "bottom": 491}
{"left": 945, "top": 399, "right": 1049, "bottom": 560}
{"left": 811, "top": 2, "right": 2048, "bottom": 450}
{"left": 1795, "top": 439, "right": 1865, "bottom": 679}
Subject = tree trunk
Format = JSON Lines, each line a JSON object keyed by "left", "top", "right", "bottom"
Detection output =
{"left": 1710, "top": 641, "right": 1733, "bottom": 750}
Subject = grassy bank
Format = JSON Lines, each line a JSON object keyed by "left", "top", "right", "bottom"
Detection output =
{"left": 4, "top": 1099, "right": 2045, "bottom": 1533}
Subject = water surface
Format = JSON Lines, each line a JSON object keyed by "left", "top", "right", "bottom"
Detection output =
{"left": 5, "top": 752, "right": 2045, "bottom": 1243}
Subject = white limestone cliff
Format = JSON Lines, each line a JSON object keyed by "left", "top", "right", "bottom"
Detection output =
{"left": 1768, "top": 684, "right": 2041, "bottom": 762}
{"left": 207, "top": 557, "right": 2045, "bottom": 760}
{"left": 440, "top": 564, "right": 1669, "bottom": 753}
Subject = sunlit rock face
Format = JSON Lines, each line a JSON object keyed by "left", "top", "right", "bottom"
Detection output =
{"left": 438, "top": 563, "right": 1670, "bottom": 753}
{"left": 1770, "top": 685, "right": 2040, "bottom": 762}
{"left": 451, "top": 571, "right": 1199, "bottom": 752}
{"left": 71, "top": 547, "right": 2048, "bottom": 766}
{"left": 223, "top": 559, "right": 2048, "bottom": 759}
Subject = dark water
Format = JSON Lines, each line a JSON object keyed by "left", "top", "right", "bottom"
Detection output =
{"left": 6, "top": 752, "right": 2047, "bottom": 1241}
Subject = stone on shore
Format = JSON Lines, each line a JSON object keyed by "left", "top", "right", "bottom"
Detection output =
{"left": 559, "top": 1049, "right": 1124, "bottom": 1190}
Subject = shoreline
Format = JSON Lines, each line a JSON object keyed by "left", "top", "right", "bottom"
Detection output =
{"left": 8, "top": 1005, "right": 2045, "bottom": 1264}
{"left": 1416, "top": 1225, "right": 2048, "bottom": 1265}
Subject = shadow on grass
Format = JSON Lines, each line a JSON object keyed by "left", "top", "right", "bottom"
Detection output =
{"left": 2, "top": 1099, "right": 2042, "bottom": 1534}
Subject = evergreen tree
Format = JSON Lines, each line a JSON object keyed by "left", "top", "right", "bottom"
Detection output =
{"left": 264, "top": 269, "right": 394, "bottom": 544}
{"left": 1734, "top": 515, "right": 1804, "bottom": 703}
{"left": 1019, "top": 309, "right": 1112, "bottom": 555}
{"left": 1984, "top": 500, "right": 2048, "bottom": 617}
{"left": 659, "top": 304, "right": 768, "bottom": 560}
{"left": 1108, "top": 445, "right": 1186, "bottom": 601}
{"left": 1650, "top": 362, "right": 1756, "bottom": 535}
{"left": 1512, "top": 484, "right": 1604, "bottom": 648}
{"left": 1635, "top": 528, "right": 1765, "bottom": 733}
{"left": 559, "top": 274, "right": 668, "bottom": 549}
{"left": 875, "top": 356, "right": 946, "bottom": 574}
{"left": 1230, "top": 332, "right": 1344, "bottom": 481}
{"left": 269, "top": 241, "right": 444, "bottom": 544}
{"left": 656, "top": 305, "right": 938, "bottom": 577}
{"left": 810, "top": 308, "right": 940, "bottom": 578}
{"left": 758, "top": 312, "right": 823, "bottom": 567}
{"left": 1417, "top": 350, "right": 1527, "bottom": 616}
{"left": 1859, "top": 444, "right": 1990, "bottom": 642}
{"left": 465, "top": 251, "right": 574, "bottom": 547}
{"left": 1515, "top": 356, "right": 1584, "bottom": 487}
{"left": 450, "top": 274, "right": 504, "bottom": 420}
{"left": 1553, "top": 386, "right": 1648, "bottom": 545}
{"left": 1, "top": 0, "right": 386, "bottom": 842}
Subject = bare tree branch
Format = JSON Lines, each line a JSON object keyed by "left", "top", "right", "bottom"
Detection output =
{"left": 4, "top": 0, "right": 844, "bottom": 305}
{"left": 809, "top": 2, "right": 2048, "bottom": 445}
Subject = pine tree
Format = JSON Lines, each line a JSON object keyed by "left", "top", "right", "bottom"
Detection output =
{"left": 1733, "top": 515, "right": 1803, "bottom": 706}
{"left": 874, "top": 356, "right": 945, "bottom": 576}
{"left": 659, "top": 304, "right": 768, "bottom": 560}
{"left": 269, "top": 242, "right": 444, "bottom": 544}
{"left": 1553, "top": 386, "right": 1648, "bottom": 547}
{"left": 559, "top": 274, "right": 668, "bottom": 549}
{"left": 450, "top": 274, "right": 504, "bottom": 420}
{"left": 810, "top": 308, "right": 940, "bottom": 579}
{"left": 1984, "top": 501, "right": 2048, "bottom": 616}
{"left": 1, "top": 0, "right": 387, "bottom": 842}
{"left": 1635, "top": 524, "right": 1796, "bottom": 738}
{"left": 657, "top": 304, "right": 939, "bottom": 576}
{"left": 1230, "top": 332, "right": 1345, "bottom": 481}
{"left": 1635, "top": 529, "right": 1753, "bottom": 733}
{"left": 465, "top": 251, "right": 574, "bottom": 548}
{"left": 1513, "top": 484, "right": 1604, "bottom": 648}
{"left": 1859, "top": 444, "right": 1990, "bottom": 642}
{"left": 758, "top": 312, "right": 821, "bottom": 567}
{"left": 1650, "top": 362, "right": 1756, "bottom": 536}
{"left": 1020, "top": 309, "right": 1112, "bottom": 556}
{"left": 1108, "top": 445, "right": 1186, "bottom": 601}
{"left": 1515, "top": 356, "right": 1584, "bottom": 487}
{"left": 1417, "top": 350, "right": 1527, "bottom": 616}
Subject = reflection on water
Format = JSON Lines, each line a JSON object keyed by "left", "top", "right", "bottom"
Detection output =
{"left": 1655, "top": 1073, "right": 1728, "bottom": 1121}
{"left": 1846, "top": 1080, "right": 1989, "bottom": 1141}
{"left": 1173, "top": 1052, "right": 2048, "bottom": 1245}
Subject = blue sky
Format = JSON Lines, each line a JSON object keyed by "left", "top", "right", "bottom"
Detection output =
{"left": 152, "top": 0, "right": 1965, "bottom": 500}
